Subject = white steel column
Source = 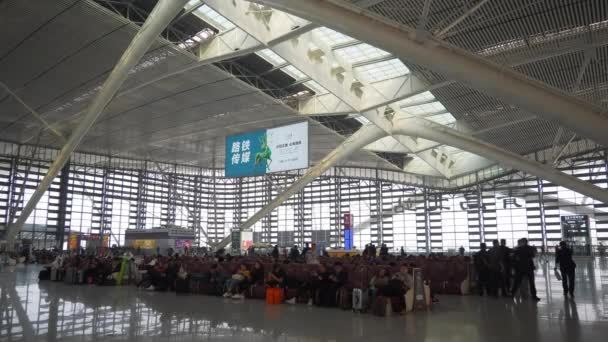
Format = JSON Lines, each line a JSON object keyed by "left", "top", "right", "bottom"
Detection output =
{"left": 393, "top": 118, "right": 608, "bottom": 204}
{"left": 214, "top": 123, "right": 387, "bottom": 249}
{"left": 6, "top": 0, "right": 190, "bottom": 247}
{"left": 254, "top": 0, "right": 608, "bottom": 147}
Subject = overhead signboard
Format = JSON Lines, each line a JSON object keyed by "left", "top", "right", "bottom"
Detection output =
{"left": 133, "top": 240, "right": 156, "bottom": 249}
{"left": 561, "top": 215, "right": 589, "bottom": 238}
{"left": 225, "top": 122, "right": 309, "bottom": 177}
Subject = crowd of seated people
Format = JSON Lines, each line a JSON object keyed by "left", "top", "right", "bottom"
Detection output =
{"left": 37, "top": 245, "right": 470, "bottom": 314}
{"left": 39, "top": 253, "right": 125, "bottom": 285}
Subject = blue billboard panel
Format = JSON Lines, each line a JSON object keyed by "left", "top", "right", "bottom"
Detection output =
{"left": 225, "top": 129, "right": 267, "bottom": 177}
{"left": 225, "top": 122, "right": 309, "bottom": 178}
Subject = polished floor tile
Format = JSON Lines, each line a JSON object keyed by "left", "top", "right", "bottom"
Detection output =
{"left": 1, "top": 258, "right": 608, "bottom": 341}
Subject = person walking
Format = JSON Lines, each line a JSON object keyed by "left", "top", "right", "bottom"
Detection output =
{"left": 510, "top": 238, "right": 540, "bottom": 301}
{"left": 474, "top": 243, "right": 491, "bottom": 296}
{"left": 555, "top": 241, "right": 576, "bottom": 298}
{"left": 488, "top": 240, "right": 502, "bottom": 297}
{"left": 499, "top": 239, "right": 512, "bottom": 296}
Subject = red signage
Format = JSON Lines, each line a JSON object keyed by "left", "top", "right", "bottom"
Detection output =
{"left": 343, "top": 212, "right": 354, "bottom": 229}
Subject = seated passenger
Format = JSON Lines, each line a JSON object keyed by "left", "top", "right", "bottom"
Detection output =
{"left": 250, "top": 261, "right": 265, "bottom": 286}
{"left": 147, "top": 260, "right": 168, "bottom": 291}
{"left": 223, "top": 263, "right": 251, "bottom": 299}
{"left": 318, "top": 262, "right": 348, "bottom": 307}
{"left": 207, "top": 263, "right": 227, "bottom": 295}
{"left": 266, "top": 264, "right": 286, "bottom": 288}
{"left": 290, "top": 265, "right": 325, "bottom": 306}
{"left": 369, "top": 268, "right": 390, "bottom": 300}
{"left": 379, "top": 264, "right": 412, "bottom": 297}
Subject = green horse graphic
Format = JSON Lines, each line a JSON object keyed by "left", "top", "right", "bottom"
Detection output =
{"left": 255, "top": 134, "right": 272, "bottom": 171}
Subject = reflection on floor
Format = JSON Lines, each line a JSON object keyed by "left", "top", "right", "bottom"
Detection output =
{"left": 1, "top": 258, "right": 608, "bottom": 341}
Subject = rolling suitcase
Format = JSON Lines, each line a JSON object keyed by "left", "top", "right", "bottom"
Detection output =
{"left": 338, "top": 287, "right": 352, "bottom": 310}
{"left": 64, "top": 268, "right": 76, "bottom": 284}
{"left": 175, "top": 277, "right": 190, "bottom": 294}
{"left": 371, "top": 296, "right": 392, "bottom": 317}
{"left": 51, "top": 268, "right": 58, "bottom": 281}
{"left": 352, "top": 288, "right": 368, "bottom": 312}
{"left": 38, "top": 269, "right": 51, "bottom": 281}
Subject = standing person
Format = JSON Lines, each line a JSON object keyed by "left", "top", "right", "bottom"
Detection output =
{"left": 488, "top": 240, "right": 502, "bottom": 296}
{"left": 511, "top": 238, "right": 540, "bottom": 301}
{"left": 362, "top": 244, "right": 369, "bottom": 258}
{"left": 400, "top": 247, "right": 406, "bottom": 257}
{"left": 289, "top": 245, "right": 300, "bottom": 261}
{"left": 555, "top": 241, "right": 576, "bottom": 298}
{"left": 499, "top": 239, "right": 512, "bottom": 296}
{"left": 369, "top": 244, "right": 377, "bottom": 258}
{"left": 301, "top": 244, "right": 310, "bottom": 258}
{"left": 459, "top": 246, "right": 465, "bottom": 257}
{"left": 305, "top": 244, "right": 320, "bottom": 264}
{"left": 379, "top": 243, "right": 389, "bottom": 257}
{"left": 271, "top": 245, "right": 279, "bottom": 260}
{"left": 474, "top": 243, "right": 491, "bottom": 296}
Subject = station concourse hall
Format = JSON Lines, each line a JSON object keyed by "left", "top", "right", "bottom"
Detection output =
{"left": 1, "top": 0, "right": 608, "bottom": 341}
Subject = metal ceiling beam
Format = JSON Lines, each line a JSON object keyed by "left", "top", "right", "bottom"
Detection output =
{"left": 353, "top": 0, "right": 386, "bottom": 8}
{"left": 435, "top": 0, "right": 490, "bottom": 39}
{"left": 486, "top": 26, "right": 608, "bottom": 67}
{"left": 206, "top": 0, "right": 456, "bottom": 177}
{"left": 417, "top": 0, "right": 433, "bottom": 31}
{"left": 392, "top": 117, "right": 608, "bottom": 204}
{"left": 214, "top": 122, "right": 387, "bottom": 249}
{"left": 5, "top": 0, "right": 190, "bottom": 248}
{"left": 0, "top": 81, "right": 67, "bottom": 141}
{"left": 253, "top": 0, "right": 608, "bottom": 147}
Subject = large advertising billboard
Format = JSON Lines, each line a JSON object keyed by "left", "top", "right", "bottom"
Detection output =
{"left": 225, "top": 122, "right": 308, "bottom": 177}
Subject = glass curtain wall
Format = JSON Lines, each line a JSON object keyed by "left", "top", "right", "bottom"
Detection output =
{"left": 1, "top": 147, "right": 607, "bottom": 251}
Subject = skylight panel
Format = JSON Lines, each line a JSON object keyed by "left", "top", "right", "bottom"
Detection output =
{"left": 404, "top": 102, "right": 446, "bottom": 115}
{"left": 256, "top": 49, "right": 287, "bottom": 65}
{"left": 314, "top": 27, "right": 357, "bottom": 47}
{"left": 354, "top": 58, "right": 410, "bottom": 83}
{"left": 194, "top": 5, "right": 235, "bottom": 31}
{"left": 304, "top": 80, "right": 329, "bottom": 95}
{"left": 397, "top": 91, "right": 435, "bottom": 107}
{"left": 425, "top": 112, "right": 456, "bottom": 125}
{"left": 334, "top": 43, "right": 391, "bottom": 65}
{"left": 281, "top": 65, "right": 307, "bottom": 81}
{"left": 353, "top": 115, "right": 370, "bottom": 124}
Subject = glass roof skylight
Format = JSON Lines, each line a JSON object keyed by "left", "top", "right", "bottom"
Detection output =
{"left": 397, "top": 91, "right": 435, "bottom": 107}
{"left": 334, "top": 43, "right": 391, "bottom": 65}
{"left": 403, "top": 102, "right": 447, "bottom": 116}
{"left": 425, "top": 112, "right": 456, "bottom": 125}
{"left": 354, "top": 58, "right": 410, "bottom": 83}
{"left": 281, "top": 65, "right": 307, "bottom": 81}
{"left": 313, "top": 27, "right": 357, "bottom": 47}
{"left": 192, "top": 4, "right": 235, "bottom": 31}
{"left": 350, "top": 114, "right": 370, "bottom": 125}
{"left": 256, "top": 49, "right": 287, "bottom": 65}
{"left": 304, "top": 80, "right": 329, "bottom": 95}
